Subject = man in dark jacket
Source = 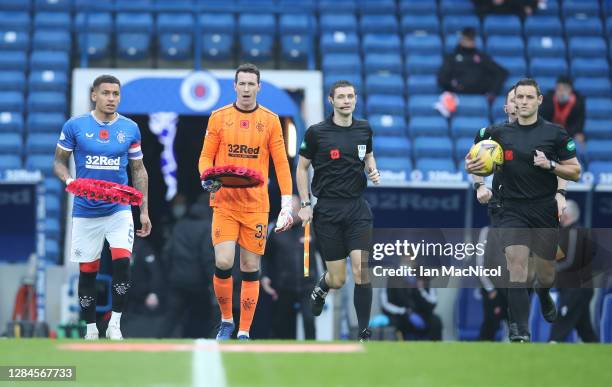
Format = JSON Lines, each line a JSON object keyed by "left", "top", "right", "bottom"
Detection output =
{"left": 472, "top": 0, "right": 539, "bottom": 18}
{"left": 157, "top": 193, "right": 217, "bottom": 338}
{"left": 437, "top": 27, "right": 508, "bottom": 97}
{"left": 541, "top": 76, "right": 586, "bottom": 145}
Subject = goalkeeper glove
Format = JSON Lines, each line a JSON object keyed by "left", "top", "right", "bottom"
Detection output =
{"left": 275, "top": 195, "right": 294, "bottom": 232}
{"left": 201, "top": 179, "right": 222, "bottom": 193}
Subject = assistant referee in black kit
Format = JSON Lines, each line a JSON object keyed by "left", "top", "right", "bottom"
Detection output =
{"left": 296, "top": 80, "right": 380, "bottom": 342}
{"left": 466, "top": 78, "right": 581, "bottom": 342}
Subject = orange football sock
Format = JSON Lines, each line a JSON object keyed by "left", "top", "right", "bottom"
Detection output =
{"left": 213, "top": 275, "right": 233, "bottom": 320}
{"left": 238, "top": 280, "right": 260, "bottom": 333}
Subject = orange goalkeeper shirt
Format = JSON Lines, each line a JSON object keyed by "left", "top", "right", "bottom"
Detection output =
{"left": 198, "top": 103, "right": 293, "bottom": 213}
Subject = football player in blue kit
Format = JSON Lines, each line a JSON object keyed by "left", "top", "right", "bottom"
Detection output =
{"left": 54, "top": 74, "right": 152, "bottom": 340}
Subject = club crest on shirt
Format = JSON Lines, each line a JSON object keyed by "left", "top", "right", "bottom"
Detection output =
{"left": 256, "top": 121, "right": 265, "bottom": 132}
{"left": 358, "top": 144, "right": 366, "bottom": 160}
{"left": 117, "top": 131, "right": 126, "bottom": 143}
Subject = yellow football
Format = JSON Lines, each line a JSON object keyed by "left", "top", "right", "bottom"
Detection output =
{"left": 468, "top": 140, "right": 504, "bottom": 177}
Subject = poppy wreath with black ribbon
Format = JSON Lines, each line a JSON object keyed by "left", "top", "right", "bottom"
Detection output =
{"left": 66, "top": 178, "right": 143, "bottom": 206}
{"left": 200, "top": 165, "right": 264, "bottom": 188}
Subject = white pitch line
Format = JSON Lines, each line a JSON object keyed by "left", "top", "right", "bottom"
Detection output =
{"left": 193, "top": 339, "right": 227, "bottom": 387}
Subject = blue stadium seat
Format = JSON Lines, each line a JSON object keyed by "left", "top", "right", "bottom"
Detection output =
{"left": 535, "top": 0, "right": 558, "bottom": 15}
{"left": 569, "top": 37, "right": 607, "bottom": 59}
{"left": 408, "top": 116, "right": 448, "bottom": 138}
{"left": 320, "top": 14, "right": 358, "bottom": 33}
{"left": 455, "top": 95, "right": 489, "bottom": 117}
{"left": 318, "top": 0, "right": 356, "bottom": 13}
{"left": 277, "top": 0, "right": 314, "bottom": 13}
{"left": 524, "top": 16, "right": 562, "bottom": 37}
{"left": 586, "top": 140, "right": 612, "bottom": 161}
{"left": 444, "top": 34, "right": 483, "bottom": 53}
{"left": 584, "top": 119, "right": 612, "bottom": 139}
{"left": 239, "top": 13, "right": 275, "bottom": 34}
{"left": 33, "top": 31, "right": 72, "bottom": 52}
{"left": 27, "top": 92, "right": 66, "bottom": 113}
{"left": 280, "top": 35, "right": 312, "bottom": 66}
{"left": 157, "top": 13, "right": 194, "bottom": 34}
{"left": 491, "top": 96, "right": 509, "bottom": 122}
{"left": 364, "top": 53, "right": 402, "bottom": 75}
{"left": 376, "top": 156, "right": 412, "bottom": 175}
{"left": 34, "top": 12, "right": 71, "bottom": 30}
{"left": 117, "top": 34, "right": 151, "bottom": 61}
{"left": 74, "top": 0, "right": 114, "bottom": 11}
{"left": 403, "top": 34, "right": 442, "bottom": 56}
{"left": 399, "top": 0, "right": 437, "bottom": 15}
{"left": 44, "top": 193, "right": 60, "bottom": 218}
{"left": 413, "top": 137, "right": 453, "bottom": 158}
{"left": 456, "top": 288, "right": 485, "bottom": 341}
{"left": 529, "top": 57, "right": 567, "bottom": 77}
{"left": 564, "top": 17, "right": 603, "bottom": 37}
{"left": 28, "top": 70, "right": 68, "bottom": 92}
{"left": 25, "top": 154, "right": 54, "bottom": 175}
{"left": 75, "top": 13, "right": 113, "bottom": 33}
{"left": 571, "top": 58, "right": 609, "bottom": 78}
{"left": 601, "top": 294, "right": 612, "bottom": 343}
{"left": 376, "top": 136, "right": 411, "bottom": 157}
{"left": 451, "top": 117, "right": 490, "bottom": 139}
{"left": 492, "top": 56, "right": 526, "bottom": 76}
{"left": 483, "top": 15, "right": 521, "bottom": 36}
{"left": 440, "top": 0, "right": 474, "bottom": 15}
{"left": 406, "top": 75, "right": 438, "bottom": 95}
{"left": 360, "top": 15, "right": 399, "bottom": 34}
{"left": 26, "top": 133, "right": 57, "bottom": 154}
{"left": 320, "top": 32, "right": 359, "bottom": 54}
{"left": 44, "top": 238, "right": 59, "bottom": 263}
{"left": 197, "top": 0, "right": 237, "bottom": 13}
{"left": 0, "top": 31, "right": 30, "bottom": 51}
{"left": 536, "top": 77, "right": 557, "bottom": 94}
{"left": 405, "top": 55, "right": 442, "bottom": 75}
{"left": 408, "top": 94, "right": 439, "bottom": 116}
{"left": 0, "top": 154, "right": 22, "bottom": 169}
{"left": 416, "top": 157, "right": 456, "bottom": 173}
{"left": 454, "top": 137, "right": 475, "bottom": 160}
{"left": 27, "top": 112, "right": 65, "bottom": 133}
{"left": 363, "top": 34, "right": 401, "bottom": 54}
{"left": 199, "top": 13, "right": 235, "bottom": 34}
{"left": 114, "top": 0, "right": 153, "bottom": 11}
{"left": 160, "top": 34, "right": 192, "bottom": 61}
{"left": 45, "top": 217, "right": 60, "bottom": 241}
{"left": 359, "top": 0, "right": 396, "bottom": 14}
{"left": 30, "top": 51, "right": 70, "bottom": 71}
{"left": 155, "top": 0, "right": 195, "bottom": 12}
{"left": 589, "top": 162, "right": 612, "bottom": 183}
{"left": 607, "top": 17, "right": 612, "bottom": 37}
{"left": 0, "top": 51, "right": 27, "bottom": 71}
{"left": 575, "top": 77, "right": 611, "bottom": 98}
{"left": 0, "top": 11, "right": 31, "bottom": 31}
{"left": 1, "top": 0, "right": 32, "bottom": 11}
{"left": 44, "top": 177, "right": 62, "bottom": 195}
{"left": 400, "top": 15, "right": 440, "bottom": 35}
{"left": 240, "top": 34, "right": 274, "bottom": 63}
{"left": 486, "top": 35, "right": 524, "bottom": 57}
{"left": 527, "top": 36, "right": 566, "bottom": 58}
{"left": 365, "top": 74, "right": 405, "bottom": 96}
{"left": 279, "top": 14, "right": 315, "bottom": 35}
{"left": 442, "top": 15, "right": 480, "bottom": 35}
{"left": 322, "top": 53, "right": 362, "bottom": 74}
{"left": 35, "top": 0, "right": 72, "bottom": 11}
{"left": 116, "top": 13, "right": 154, "bottom": 33}
{"left": 562, "top": 0, "right": 600, "bottom": 18}
{"left": 0, "top": 71, "right": 26, "bottom": 92}
{"left": 369, "top": 114, "right": 407, "bottom": 136}
{"left": 78, "top": 33, "right": 111, "bottom": 61}
{"left": 0, "top": 112, "right": 24, "bottom": 133}
{"left": 366, "top": 95, "right": 406, "bottom": 116}
{"left": 202, "top": 33, "right": 233, "bottom": 62}
{"left": 0, "top": 91, "right": 25, "bottom": 112}
{"left": 0, "top": 132, "right": 22, "bottom": 154}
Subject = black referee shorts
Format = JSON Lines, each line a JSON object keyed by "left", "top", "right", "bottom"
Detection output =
{"left": 497, "top": 198, "right": 559, "bottom": 261}
{"left": 313, "top": 197, "right": 373, "bottom": 262}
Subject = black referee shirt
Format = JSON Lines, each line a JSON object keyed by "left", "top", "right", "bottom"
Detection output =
{"left": 474, "top": 117, "right": 576, "bottom": 200}
{"left": 299, "top": 116, "right": 373, "bottom": 199}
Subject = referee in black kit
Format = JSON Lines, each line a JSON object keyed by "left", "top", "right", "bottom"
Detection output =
{"left": 466, "top": 78, "right": 581, "bottom": 342}
{"left": 296, "top": 80, "right": 380, "bottom": 342}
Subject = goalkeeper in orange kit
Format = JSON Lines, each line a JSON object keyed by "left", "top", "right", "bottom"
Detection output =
{"left": 198, "top": 63, "right": 293, "bottom": 340}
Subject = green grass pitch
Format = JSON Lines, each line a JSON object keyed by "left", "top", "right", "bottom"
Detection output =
{"left": 0, "top": 339, "right": 610, "bottom": 387}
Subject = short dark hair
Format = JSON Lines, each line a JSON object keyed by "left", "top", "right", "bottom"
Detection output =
{"left": 93, "top": 74, "right": 120, "bottom": 89}
{"left": 505, "top": 85, "right": 516, "bottom": 103}
{"left": 329, "top": 80, "right": 356, "bottom": 98}
{"left": 556, "top": 75, "right": 573, "bottom": 88}
{"left": 461, "top": 27, "right": 476, "bottom": 40}
{"left": 235, "top": 63, "right": 260, "bottom": 83}
{"left": 514, "top": 78, "right": 542, "bottom": 96}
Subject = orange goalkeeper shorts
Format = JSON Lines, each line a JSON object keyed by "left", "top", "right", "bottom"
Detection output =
{"left": 211, "top": 207, "right": 269, "bottom": 255}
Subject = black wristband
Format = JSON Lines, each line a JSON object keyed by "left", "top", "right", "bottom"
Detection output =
{"left": 556, "top": 189, "right": 567, "bottom": 197}
{"left": 473, "top": 182, "right": 485, "bottom": 190}
{"left": 300, "top": 201, "right": 311, "bottom": 208}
